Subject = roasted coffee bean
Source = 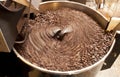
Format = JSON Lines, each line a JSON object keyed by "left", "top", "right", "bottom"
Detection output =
{"left": 16, "top": 8, "right": 113, "bottom": 71}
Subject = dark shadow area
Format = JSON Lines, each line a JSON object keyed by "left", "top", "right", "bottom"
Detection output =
{"left": 102, "top": 33, "right": 120, "bottom": 70}
{"left": 0, "top": 51, "right": 30, "bottom": 77}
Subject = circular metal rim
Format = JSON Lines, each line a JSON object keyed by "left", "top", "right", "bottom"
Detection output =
{"left": 13, "top": 1, "right": 115, "bottom": 75}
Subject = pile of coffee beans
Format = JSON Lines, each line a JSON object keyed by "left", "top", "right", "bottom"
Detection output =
{"left": 15, "top": 8, "right": 113, "bottom": 71}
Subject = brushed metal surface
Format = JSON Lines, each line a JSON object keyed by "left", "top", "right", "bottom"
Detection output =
{"left": 0, "top": 29, "right": 9, "bottom": 52}
{"left": 13, "top": 1, "right": 115, "bottom": 77}
{"left": 0, "top": 1, "right": 25, "bottom": 52}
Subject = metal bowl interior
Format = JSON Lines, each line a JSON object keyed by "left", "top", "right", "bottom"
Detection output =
{"left": 13, "top": 1, "right": 114, "bottom": 75}
{"left": 38, "top": 1, "right": 109, "bottom": 29}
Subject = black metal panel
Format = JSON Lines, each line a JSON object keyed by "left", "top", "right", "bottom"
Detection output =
{"left": 0, "top": 2, "right": 25, "bottom": 52}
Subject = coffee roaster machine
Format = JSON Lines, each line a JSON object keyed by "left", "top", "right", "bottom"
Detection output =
{"left": 0, "top": 0, "right": 120, "bottom": 77}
